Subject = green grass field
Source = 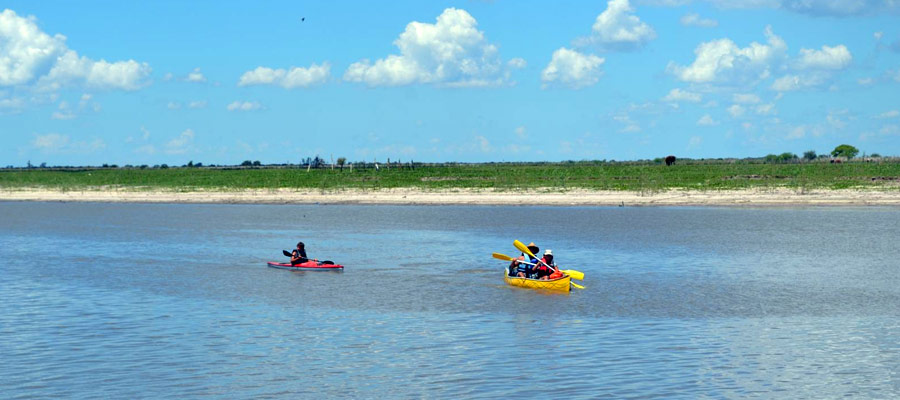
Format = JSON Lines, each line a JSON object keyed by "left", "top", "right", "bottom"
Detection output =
{"left": 2, "top": 162, "right": 899, "bottom": 192}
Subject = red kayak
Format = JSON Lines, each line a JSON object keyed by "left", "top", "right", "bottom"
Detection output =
{"left": 266, "top": 261, "right": 344, "bottom": 271}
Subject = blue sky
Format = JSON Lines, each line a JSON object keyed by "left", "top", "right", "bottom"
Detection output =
{"left": 2, "top": 0, "right": 899, "bottom": 166}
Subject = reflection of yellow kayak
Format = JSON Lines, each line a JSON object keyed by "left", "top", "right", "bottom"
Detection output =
{"left": 504, "top": 271, "right": 571, "bottom": 292}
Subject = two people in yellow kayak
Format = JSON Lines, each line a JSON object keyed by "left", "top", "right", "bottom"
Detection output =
{"left": 508, "top": 242, "right": 562, "bottom": 280}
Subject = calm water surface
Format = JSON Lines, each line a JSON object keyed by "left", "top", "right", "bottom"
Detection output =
{"left": 1, "top": 202, "right": 898, "bottom": 398}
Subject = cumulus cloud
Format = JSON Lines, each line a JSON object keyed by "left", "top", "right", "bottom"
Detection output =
{"left": 667, "top": 26, "right": 786, "bottom": 86}
{"left": 186, "top": 68, "right": 206, "bottom": 83}
{"left": 878, "top": 110, "right": 899, "bottom": 119}
{"left": 226, "top": 101, "right": 262, "bottom": 112}
{"left": 755, "top": 103, "right": 777, "bottom": 115}
{"left": 794, "top": 45, "right": 852, "bottom": 69}
{"left": 732, "top": 93, "right": 761, "bottom": 104}
{"left": 646, "top": 0, "right": 899, "bottom": 16}
{"left": 577, "top": 0, "right": 656, "bottom": 50}
{"left": 541, "top": 47, "right": 605, "bottom": 89}
{"left": 50, "top": 100, "right": 75, "bottom": 119}
{"left": 0, "top": 9, "right": 151, "bottom": 91}
{"left": 238, "top": 63, "right": 330, "bottom": 88}
{"left": 771, "top": 46, "right": 850, "bottom": 92}
{"left": 727, "top": 104, "right": 745, "bottom": 117}
{"left": 507, "top": 58, "right": 527, "bottom": 69}
{"left": 663, "top": 88, "right": 702, "bottom": 102}
{"left": 680, "top": 13, "right": 718, "bottom": 27}
{"left": 779, "top": 0, "right": 897, "bottom": 16}
{"left": 344, "top": 8, "right": 513, "bottom": 87}
{"left": 697, "top": 114, "right": 719, "bottom": 126}
{"left": 165, "top": 129, "right": 195, "bottom": 154}
{"left": 31, "top": 132, "right": 106, "bottom": 153}
{"left": 188, "top": 100, "right": 207, "bottom": 109}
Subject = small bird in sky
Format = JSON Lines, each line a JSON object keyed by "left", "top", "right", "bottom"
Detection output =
{"left": 301, "top": 17, "right": 305, "bottom": 22}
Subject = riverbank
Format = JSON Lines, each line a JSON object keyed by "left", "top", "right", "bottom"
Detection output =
{"left": 3, "top": 187, "right": 900, "bottom": 206}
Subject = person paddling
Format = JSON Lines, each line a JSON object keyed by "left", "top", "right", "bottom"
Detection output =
{"left": 533, "top": 249, "right": 558, "bottom": 280}
{"left": 510, "top": 242, "right": 540, "bottom": 278}
{"left": 291, "top": 242, "right": 309, "bottom": 265}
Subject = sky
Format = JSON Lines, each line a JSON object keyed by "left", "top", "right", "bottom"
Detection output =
{"left": 2, "top": 0, "right": 900, "bottom": 166}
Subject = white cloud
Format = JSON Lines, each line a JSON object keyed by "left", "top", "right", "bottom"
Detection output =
{"left": 508, "top": 58, "right": 527, "bottom": 69}
{"left": 514, "top": 126, "right": 527, "bottom": 138}
{"left": 239, "top": 63, "right": 330, "bottom": 88}
{"left": 663, "top": 88, "right": 702, "bottom": 102}
{"left": 613, "top": 113, "right": 641, "bottom": 132}
{"left": 167, "top": 101, "right": 181, "bottom": 110}
{"left": 787, "top": 125, "right": 806, "bottom": 139}
{"left": 31, "top": 132, "right": 106, "bottom": 153}
{"left": 135, "top": 144, "right": 156, "bottom": 155}
{"left": 476, "top": 135, "right": 492, "bottom": 152}
{"left": 794, "top": 45, "right": 851, "bottom": 70}
{"left": 186, "top": 67, "right": 206, "bottom": 83}
{"left": 688, "top": 135, "right": 702, "bottom": 149}
{"left": 165, "top": 129, "right": 195, "bottom": 154}
{"left": 826, "top": 111, "right": 846, "bottom": 129}
{"left": 874, "top": 31, "right": 883, "bottom": 40}
{"left": 732, "top": 93, "right": 761, "bottom": 104}
{"left": 578, "top": 0, "right": 656, "bottom": 50}
{"left": 541, "top": 47, "right": 605, "bottom": 89}
{"left": 51, "top": 100, "right": 74, "bottom": 119}
{"left": 771, "top": 72, "right": 830, "bottom": 91}
{"left": 680, "top": 13, "right": 718, "bottom": 27}
{"left": 755, "top": 103, "right": 776, "bottom": 115}
{"left": 226, "top": 100, "right": 262, "bottom": 112}
{"left": 643, "top": 0, "right": 899, "bottom": 17}
{"left": 188, "top": 100, "right": 207, "bottom": 109}
{"left": 667, "top": 26, "right": 786, "bottom": 86}
{"left": 770, "top": 45, "right": 851, "bottom": 92}
{"left": 727, "top": 104, "right": 745, "bottom": 117}
{"left": 0, "top": 96, "right": 24, "bottom": 111}
{"left": 32, "top": 133, "right": 68, "bottom": 150}
{"left": 697, "top": 114, "right": 719, "bottom": 126}
{"left": 344, "top": 8, "right": 510, "bottom": 87}
{"left": 878, "top": 110, "right": 899, "bottom": 119}
{"left": 779, "top": 0, "right": 894, "bottom": 16}
{"left": 857, "top": 77, "right": 874, "bottom": 86}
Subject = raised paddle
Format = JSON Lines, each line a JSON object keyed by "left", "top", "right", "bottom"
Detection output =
{"left": 513, "top": 240, "right": 585, "bottom": 281}
{"left": 282, "top": 249, "right": 333, "bottom": 265}
{"left": 495, "top": 251, "right": 585, "bottom": 289}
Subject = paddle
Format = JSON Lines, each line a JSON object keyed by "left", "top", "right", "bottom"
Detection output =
{"left": 513, "top": 240, "right": 585, "bottom": 281}
{"left": 496, "top": 251, "right": 585, "bottom": 289}
{"left": 282, "top": 249, "right": 332, "bottom": 265}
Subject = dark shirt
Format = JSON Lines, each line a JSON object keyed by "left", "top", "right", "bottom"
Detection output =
{"left": 292, "top": 248, "right": 308, "bottom": 264}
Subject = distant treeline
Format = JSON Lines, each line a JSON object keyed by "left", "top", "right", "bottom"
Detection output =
{"left": 5, "top": 154, "right": 898, "bottom": 172}
{"left": 3, "top": 159, "right": 899, "bottom": 192}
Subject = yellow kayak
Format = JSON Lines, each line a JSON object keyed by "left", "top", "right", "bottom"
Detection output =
{"left": 504, "top": 272, "right": 571, "bottom": 292}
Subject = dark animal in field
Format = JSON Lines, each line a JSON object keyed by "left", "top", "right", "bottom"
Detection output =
{"left": 830, "top": 159, "right": 842, "bottom": 164}
{"left": 665, "top": 155, "right": 676, "bottom": 166}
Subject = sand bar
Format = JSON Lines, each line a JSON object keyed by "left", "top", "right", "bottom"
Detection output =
{"left": 3, "top": 187, "right": 900, "bottom": 206}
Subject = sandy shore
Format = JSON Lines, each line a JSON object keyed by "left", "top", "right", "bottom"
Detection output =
{"left": 2, "top": 187, "right": 900, "bottom": 206}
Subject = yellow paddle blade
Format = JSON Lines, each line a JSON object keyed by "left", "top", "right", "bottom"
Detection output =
{"left": 570, "top": 281, "right": 585, "bottom": 289}
{"left": 514, "top": 240, "right": 536, "bottom": 258}
{"left": 492, "top": 252, "right": 515, "bottom": 261}
{"left": 561, "top": 269, "right": 584, "bottom": 280}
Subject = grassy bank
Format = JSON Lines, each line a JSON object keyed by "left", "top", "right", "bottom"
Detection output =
{"left": 2, "top": 162, "right": 899, "bottom": 192}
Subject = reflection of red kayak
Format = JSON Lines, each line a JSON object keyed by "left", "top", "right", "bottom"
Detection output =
{"left": 266, "top": 261, "right": 344, "bottom": 271}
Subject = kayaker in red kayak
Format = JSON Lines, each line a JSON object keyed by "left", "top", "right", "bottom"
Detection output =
{"left": 291, "top": 242, "right": 309, "bottom": 265}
